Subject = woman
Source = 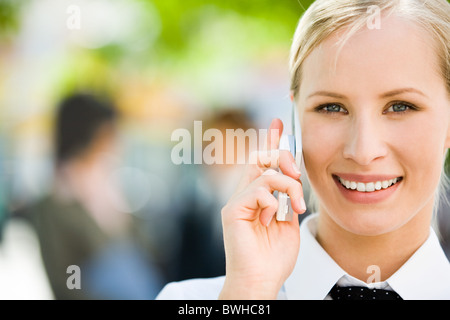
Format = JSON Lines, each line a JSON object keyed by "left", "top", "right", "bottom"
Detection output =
{"left": 157, "top": 0, "right": 450, "bottom": 299}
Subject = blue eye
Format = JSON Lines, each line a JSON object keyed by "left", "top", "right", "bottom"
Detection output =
{"left": 317, "top": 103, "right": 347, "bottom": 114}
{"left": 385, "top": 102, "right": 416, "bottom": 113}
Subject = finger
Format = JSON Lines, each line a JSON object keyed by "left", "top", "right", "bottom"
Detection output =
{"left": 233, "top": 119, "right": 285, "bottom": 195}
{"left": 248, "top": 149, "right": 280, "bottom": 169}
{"left": 263, "top": 118, "right": 283, "bottom": 151}
{"left": 255, "top": 188, "right": 279, "bottom": 227}
{"left": 248, "top": 149, "right": 300, "bottom": 179}
{"left": 243, "top": 149, "right": 293, "bottom": 198}
{"left": 236, "top": 149, "right": 300, "bottom": 199}
{"left": 222, "top": 184, "right": 277, "bottom": 226}
{"left": 278, "top": 150, "right": 301, "bottom": 180}
{"left": 257, "top": 169, "right": 306, "bottom": 214}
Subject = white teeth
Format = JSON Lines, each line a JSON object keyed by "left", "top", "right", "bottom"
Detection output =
{"left": 365, "top": 182, "right": 375, "bottom": 192}
{"left": 357, "top": 182, "right": 365, "bottom": 192}
{"left": 338, "top": 176, "right": 401, "bottom": 192}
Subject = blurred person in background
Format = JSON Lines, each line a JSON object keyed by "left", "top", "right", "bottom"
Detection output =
{"left": 17, "top": 93, "right": 163, "bottom": 299}
{"left": 171, "top": 109, "right": 257, "bottom": 281}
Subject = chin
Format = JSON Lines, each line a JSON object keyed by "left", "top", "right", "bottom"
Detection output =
{"left": 329, "top": 207, "right": 408, "bottom": 237}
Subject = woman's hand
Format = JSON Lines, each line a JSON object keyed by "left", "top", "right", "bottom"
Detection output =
{"left": 219, "top": 118, "right": 306, "bottom": 300}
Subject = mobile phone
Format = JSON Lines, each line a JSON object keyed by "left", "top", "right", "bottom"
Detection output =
{"left": 276, "top": 104, "right": 303, "bottom": 221}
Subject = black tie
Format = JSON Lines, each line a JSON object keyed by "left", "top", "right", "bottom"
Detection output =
{"left": 328, "top": 284, "right": 403, "bottom": 300}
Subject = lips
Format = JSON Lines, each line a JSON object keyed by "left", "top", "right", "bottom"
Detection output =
{"left": 336, "top": 175, "right": 403, "bottom": 192}
{"left": 332, "top": 173, "right": 403, "bottom": 204}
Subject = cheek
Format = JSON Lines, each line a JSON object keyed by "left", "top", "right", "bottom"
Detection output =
{"left": 397, "top": 110, "right": 446, "bottom": 158}
{"left": 302, "top": 119, "right": 345, "bottom": 178}
{"left": 395, "top": 116, "right": 446, "bottom": 189}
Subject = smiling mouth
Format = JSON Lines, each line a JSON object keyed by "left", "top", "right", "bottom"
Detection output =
{"left": 333, "top": 175, "right": 403, "bottom": 192}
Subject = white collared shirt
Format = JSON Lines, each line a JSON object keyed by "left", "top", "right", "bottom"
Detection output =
{"left": 156, "top": 214, "right": 450, "bottom": 300}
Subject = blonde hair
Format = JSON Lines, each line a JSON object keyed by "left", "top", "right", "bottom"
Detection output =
{"left": 289, "top": 0, "right": 450, "bottom": 222}
{"left": 289, "top": 0, "right": 450, "bottom": 99}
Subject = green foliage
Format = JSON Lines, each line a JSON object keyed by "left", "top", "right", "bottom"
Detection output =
{"left": 150, "top": 0, "right": 313, "bottom": 58}
{"left": 1, "top": 0, "right": 315, "bottom": 105}
{"left": 0, "top": 0, "right": 23, "bottom": 39}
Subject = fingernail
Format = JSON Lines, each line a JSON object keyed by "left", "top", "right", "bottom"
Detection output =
{"left": 266, "top": 216, "right": 273, "bottom": 227}
{"left": 292, "top": 162, "right": 301, "bottom": 176}
{"left": 299, "top": 197, "right": 307, "bottom": 212}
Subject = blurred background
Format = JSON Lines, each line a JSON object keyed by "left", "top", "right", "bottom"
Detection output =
{"left": 0, "top": 0, "right": 315, "bottom": 299}
{"left": 0, "top": 0, "right": 449, "bottom": 300}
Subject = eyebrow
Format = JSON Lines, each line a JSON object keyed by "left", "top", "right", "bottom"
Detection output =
{"left": 307, "top": 91, "right": 346, "bottom": 99}
{"left": 307, "top": 88, "right": 428, "bottom": 100}
{"left": 380, "top": 88, "right": 427, "bottom": 99}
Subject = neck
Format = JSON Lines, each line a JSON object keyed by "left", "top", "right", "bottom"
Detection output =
{"left": 54, "top": 155, "right": 100, "bottom": 200}
{"left": 54, "top": 154, "right": 130, "bottom": 236}
{"left": 316, "top": 204, "right": 432, "bottom": 282}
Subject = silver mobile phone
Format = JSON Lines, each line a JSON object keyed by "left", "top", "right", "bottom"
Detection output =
{"left": 276, "top": 104, "right": 303, "bottom": 221}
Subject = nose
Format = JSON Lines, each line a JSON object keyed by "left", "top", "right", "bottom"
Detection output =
{"left": 342, "top": 115, "right": 388, "bottom": 166}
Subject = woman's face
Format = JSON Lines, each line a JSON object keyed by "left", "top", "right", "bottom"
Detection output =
{"left": 298, "top": 15, "right": 450, "bottom": 236}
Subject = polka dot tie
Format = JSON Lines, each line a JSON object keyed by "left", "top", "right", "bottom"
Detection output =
{"left": 328, "top": 284, "right": 403, "bottom": 300}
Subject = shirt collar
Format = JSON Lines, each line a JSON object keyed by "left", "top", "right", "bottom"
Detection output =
{"left": 284, "top": 213, "right": 345, "bottom": 299}
{"left": 387, "top": 228, "right": 450, "bottom": 299}
{"left": 284, "top": 213, "right": 450, "bottom": 300}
